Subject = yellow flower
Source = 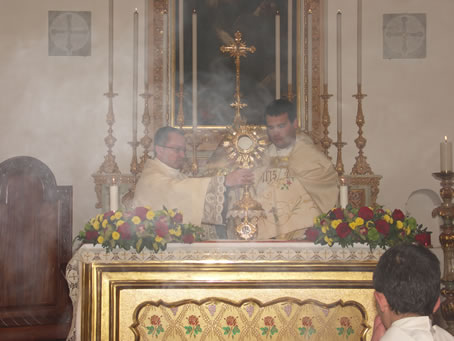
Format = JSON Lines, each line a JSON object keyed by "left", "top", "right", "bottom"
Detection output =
{"left": 366, "top": 221, "right": 375, "bottom": 228}
{"left": 324, "top": 236, "right": 333, "bottom": 246}
{"left": 90, "top": 218, "right": 96, "bottom": 225}
{"left": 349, "top": 222, "right": 357, "bottom": 230}
{"left": 384, "top": 215, "right": 393, "bottom": 224}
{"left": 112, "top": 231, "right": 120, "bottom": 240}
{"left": 114, "top": 211, "right": 123, "bottom": 219}
{"left": 93, "top": 221, "right": 100, "bottom": 230}
{"left": 96, "top": 214, "right": 103, "bottom": 221}
{"left": 322, "top": 225, "right": 329, "bottom": 234}
{"left": 331, "top": 219, "right": 341, "bottom": 229}
{"left": 174, "top": 226, "right": 182, "bottom": 237}
{"left": 314, "top": 217, "right": 320, "bottom": 224}
{"left": 406, "top": 227, "right": 411, "bottom": 235}
{"left": 110, "top": 214, "right": 116, "bottom": 221}
{"left": 169, "top": 229, "right": 176, "bottom": 235}
{"left": 102, "top": 219, "right": 108, "bottom": 228}
{"left": 97, "top": 236, "right": 104, "bottom": 244}
{"left": 168, "top": 209, "right": 176, "bottom": 217}
{"left": 155, "top": 236, "right": 163, "bottom": 243}
{"left": 115, "top": 220, "right": 125, "bottom": 227}
{"left": 144, "top": 205, "right": 151, "bottom": 210}
{"left": 146, "top": 210, "right": 155, "bottom": 220}
{"left": 132, "top": 216, "right": 141, "bottom": 225}
{"left": 385, "top": 209, "right": 391, "bottom": 215}
{"left": 355, "top": 217, "right": 364, "bottom": 226}
{"left": 396, "top": 221, "right": 404, "bottom": 229}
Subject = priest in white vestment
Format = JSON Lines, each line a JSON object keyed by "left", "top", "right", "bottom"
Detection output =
{"left": 371, "top": 243, "right": 454, "bottom": 341}
{"left": 133, "top": 126, "right": 253, "bottom": 239}
{"left": 228, "top": 99, "right": 339, "bottom": 240}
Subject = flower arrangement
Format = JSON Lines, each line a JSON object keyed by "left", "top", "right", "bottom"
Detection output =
{"left": 305, "top": 205, "right": 430, "bottom": 250}
{"left": 75, "top": 206, "right": 203, "bottom": 253}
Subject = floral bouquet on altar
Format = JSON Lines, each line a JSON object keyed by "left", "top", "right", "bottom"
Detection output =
{"left": 305, "top": 205, "right": 430, "bottom": 250}
{"left": 74, "top": 206, "right": 203, "bottom": 253}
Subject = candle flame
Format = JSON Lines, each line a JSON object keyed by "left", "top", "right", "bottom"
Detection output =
{"left": 337, "top": 9, "right": 342, "bottom": 14}
{"left": 134, "top": 8, "right": 138, "bottom": 13}
{"left": 445, "top": 136, "right": 448, "bottom": 142}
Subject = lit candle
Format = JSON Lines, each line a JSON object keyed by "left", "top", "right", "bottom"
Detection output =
{"left": 108, "top": 0, "right": 113, "bottom": 88}
{"left": 357, "top": 0, "right": 362, "bottom": 85}
{"left": 133, "top": 9, "right": 139, "bottom": 143}
{"left": 179, "top": 0, "right": 184, "bottom": 86}
{"left": 275, "top": 11, "right": 281, "bottom": 99}
{"left": 441, "top": 136, "right": 453, "bottom": 172}
{"left": 340, "top": 184, "right": 348, "bottom": 209}
{"left": 337, "top": 10, "right": 342, "bottom": 133}
{"left": 287, "top": 0, "right": 293, "bottom": 89}
{"left": 144, "top": 0, "right": 149, "bottom": 88}
{"left": 192, "top": 9, "right": 197, "bottom": 129}
{"left": 110, "top": 179, "right": 119, "bottom": 212}
{"left": 162, "top": 11, "right": 168, "bottom": 125}
{"left": 323, "top": 0, "right": 328, "bottom": 85}
{"left": 307, "top": 9, "right": 312, "bottom": 130}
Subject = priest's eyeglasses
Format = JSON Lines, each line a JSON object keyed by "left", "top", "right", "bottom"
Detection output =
{"left": 160, "top": 145, "right": 186, "bottom": 154}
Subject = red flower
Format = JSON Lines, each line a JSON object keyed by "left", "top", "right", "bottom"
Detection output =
{"left": 392, "top": 209, "right": 405, "bottom": 221}
{"left": 359, "top": 226, "right": 368, "bottom": 236}
{"left": 264, "top": 316, "right": 275, "bottom": 327}
{"left": 182, "top": 233, "right": 195, "bottom": 244}
{"left": 340, "top": 317, "right": 351, "bottom": 327}
{"left": 86, "top": 230, "right": 99, "bottom": 241}
{"left": 117, "top": 222, "right": 132, "bottom": 240}
{"left": 302, "top": 316, "right": 312, "bottom": 327}
{"left": 155, "top": 217, "right": 169, "bottom": 237}
{"left": 376, "top": 219, "right": 390, "bottom": 236}
{"left": 305, "top": 227, "right": 320, "bottom": 242}
{"left": 103, "top": 210, "right": 115, "bottom": 220}
{"left": 225, "top": 316, "right": 237, "bottom": 326}
{"left": 358, "top": 207, "right": 374, "bottom": 220}
{"left": 149, "top": 315, "right": 161, "bottom": 326}
{"left": 188, "top": 315, "right": 199, "bottom": 326}
{"left": 415, "top": 232, "right": 431, "bottom": 247}
{"left": 332, "top": 208, "right": 344, "bottom": 220}
{"left": 134, "top": 206, "right": 148, "bottom": 220}
{"left": 174, "top": 213, "right": 183, "bottom": 224}
{"left": 336, "top": 222, "right": 351, "bottom": 238}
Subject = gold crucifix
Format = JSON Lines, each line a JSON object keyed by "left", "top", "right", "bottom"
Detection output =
{"left": 220, "top": 31, "right": 256, "bottom": 128}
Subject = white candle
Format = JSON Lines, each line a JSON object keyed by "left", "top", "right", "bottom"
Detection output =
{"left": 108, "top": 0, "right": 113, "bottom": 88}
{"left": 340, "top": 185, "right": 348, "bottom": 209}
{"left": 357, "top": 0, "right": 362, "bottom": 85}
{"left": 179, "top": 0, "right": 184, "bottom": 86}
{"left": 133, "top": 9, "right": 139, "bottom": 143}
{"left": 441, "top": 136, "right": 453, "bottom": 172}
{"left": 144, "top": 0, "right": 149, "bottom": 87}
{"left": 288, "top": 0, "right": 293, "bottom": 89}
{"left": 162, "top": 11, "right": 168, "bottom": 125}
{"left": 307, "top": 10, "right": 312, "bottom": 130}
{"left": 300, "top": 0, "right": 305, "bottom": 128}
{"left": 323, "top": 0, "right": 328, "bottom": 85}
{"left": 336, "top": 10, "right": 342, "bottom": 133}
{"left": 192, "top": 9, "right": 197, "bottom": 129}
{"left": 110, "top": 184, "right": 119, "bottom": 211}
{"left": 275, "top": 11, "right": 281, "bottom": 99}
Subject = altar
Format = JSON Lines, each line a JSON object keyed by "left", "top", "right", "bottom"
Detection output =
{"left": 66, "top": 242, "right": 383, "bottom": 341}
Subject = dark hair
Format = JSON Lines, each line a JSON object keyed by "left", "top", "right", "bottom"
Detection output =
{"left": 154, "top": 126, "right": 184, "bottom": 150}
{"left": 373, "top": 243, "right": 440, "bottom": 316}
{"left": 264, "top": 99, "right": 296, "bottom": 123}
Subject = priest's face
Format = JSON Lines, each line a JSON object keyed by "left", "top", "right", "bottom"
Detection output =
{"left": 265, "top": 112, "right": 297, "bottom": 149}
{"left": 155, "top": 132, "right": 186, "bottom": 169}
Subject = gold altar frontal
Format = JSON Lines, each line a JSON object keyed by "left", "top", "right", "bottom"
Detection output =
{"left": 66, "top": 243, "right": 384, "bottom": 341}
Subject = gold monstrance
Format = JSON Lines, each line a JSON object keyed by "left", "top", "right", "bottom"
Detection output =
{"left": 220, "top": 31, "right": 267, "bottom": 240}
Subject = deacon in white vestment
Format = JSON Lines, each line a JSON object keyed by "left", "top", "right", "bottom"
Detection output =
{"left": 372, "top": 244, "right": 454, "bottom": 341}
{"left": 133, "top": 127, "right": 253, "bottom": 239}
{"left": 226, "top": 99, "right": 339, "bottom": 240}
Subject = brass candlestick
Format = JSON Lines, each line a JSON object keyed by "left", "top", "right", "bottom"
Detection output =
{"left": 186, "top": 128, "right": 201, "bottom": 176}
{"left": 176, "top": 87, "right": 185, "bottom": 129}
{"left": 333, "top": 131, "right": 346, "bottom": 176}
{"left": 320, "top": 83, "right": 333, "bottom": 158}
{"left": 432, "top": 171, "right": 454, "bottom": 335}
{"left": 138, "top": 92, "right": 153, "bottom": 173}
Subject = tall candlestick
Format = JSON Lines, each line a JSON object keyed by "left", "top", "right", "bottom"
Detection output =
{"left": 179, "top": 0, "right": 184, "bottom": 86}
{"left": 275, "top": 11, "right": 281, "bottom": 99}
{"left": 336, "top": 10, "right": 342, "bottom": 133}
{"left": 144, "top": 0, "right": 149, "bottom": 87}
{"left": 307, "top": 10, "right": 312, "bottom": 130}
{"left": 357, "top": 0, "right": 362, "bottom": 85}
{"left": 287, "top": 0, "right": 293, "bottom": 89}
{"left": 162, "top": 11, "right": 168, "bottom": 125}
{"left": 108, "top": 0, "right": 113, "bottom": 88}
{"left": 323, "top": 0, "right": 328, "bottom": 85}
{"left": 441, "top": 136, "right": 453, "bottom": 172}
{"left": 133, "top": 9, "right": 139, "bottom": 143}
{"left": 192, "top": 9, "right": 197, "bottom": 129}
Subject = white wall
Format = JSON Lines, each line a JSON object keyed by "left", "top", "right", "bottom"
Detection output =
{"left": 1, "top": 1, "right": 453, "bottom": 255}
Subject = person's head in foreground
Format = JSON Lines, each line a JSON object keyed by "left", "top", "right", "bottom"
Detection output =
{"left": 264, "top": 99, "right": 298, "bottom": 149}
{"left": 371, "top": 243, "right": 453, "bottom": 340}
{"left": 154, "top": 126, "right": 186, "bottom": 170}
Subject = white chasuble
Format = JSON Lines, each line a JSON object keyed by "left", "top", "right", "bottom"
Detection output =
{"left": 254, "top": 133, "right": 339, "bottom": 240}
{"left": 133, "top": 158, "right": 225, "bottom": 237}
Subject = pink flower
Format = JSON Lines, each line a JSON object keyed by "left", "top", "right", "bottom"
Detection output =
{"left": 117, "top": 222, "right": 132, "bottom": 240}
{"left": 182, "top": 233, "right": 195, "bottom": 244}
{"left": 226, "top": 316, "right": 237, "bottom": 326}
{"left": 188, "top": 315, "right": 199, "bottom": 326}
{"left": 149, "top": 315, "right": 161, "bottom": 326}
{"left": 134, "top": 206, "right": 148, "bottom": 220}
{"left": 332, "top": 208, "right": 344, "bottom": 220}
{"left": 359, "top": 226, "right": 368, "bottom": 235}
{"left": 264, "top": 316, "right": 275, "bottom": 327}
{"left": 174, "top": 213, "right": 183, "bottom": 224}
{"left": 155, "top": 217, "right": 169, "bottom": 237}
{"left": 336, "top": 222, "right": 351, "bottom": 238}
{"left": 302, "top": 317, "right": 312, "bottom": 327}
{"left": 358, "top": 207, "right": 374, "bottom": 221}
{"left": 376, "top": 219, "right": 390, "bottom": 236}
{"left": 103, "top": 210, "right": 115, "bottom": 220}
